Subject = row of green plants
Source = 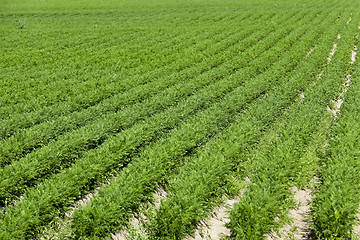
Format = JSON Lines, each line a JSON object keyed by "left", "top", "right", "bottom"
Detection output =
{"left": 1, "top": 16, "right": 178, "bottom": 109}
{"left": 311, "top": 21, "right": 360, "bottom": 239}
{"left": 2, "top": 10, "right": 248, "bottom": 117}
{"left": 141, "top": 11, "right": 341, "bottom": 239}
{"left": 0, "top": 11, "right": 316, "bottom": 239}
{"left": 0, "top": 12, "right": 279, "bottom": 164}
{"left": 228, "top": 14, "right": 359, "bottom": 239}
{"left": 0, "top": 7, "right": 243, "bottom": 112}
{"left": 0, "top": 12, "right": 259, "bottom": 137}
{"left": 67, "top": 11, "right": 330, "bottom": 238}
{"left": 0, "top": 9, "right": 306, "bottom": 206}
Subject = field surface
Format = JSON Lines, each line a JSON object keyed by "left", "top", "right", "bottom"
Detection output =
{"left": 1, "top": 0, "right": 360, "bottom": 239}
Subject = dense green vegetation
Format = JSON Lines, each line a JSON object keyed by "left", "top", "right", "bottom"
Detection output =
{"left": 312, "top": 27, "right": 360, "bottom": 239}
{"left": 1, "top": 0, "right": 360, "bottom": 239}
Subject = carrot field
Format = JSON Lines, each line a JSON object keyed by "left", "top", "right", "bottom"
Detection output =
{"left": 1, "top": 0, "right": 360, "bottom": 239}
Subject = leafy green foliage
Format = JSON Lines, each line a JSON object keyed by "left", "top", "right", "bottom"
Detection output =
{"left": 228, "top": 13, "right": 360, "bottom": 239}
{"left": 312, "top": 19, "right": 360, "bottom": 239}
{"left": 1, "top": 0, "right": 360, "bottom": 239}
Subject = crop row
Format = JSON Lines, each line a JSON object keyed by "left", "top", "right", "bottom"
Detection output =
{"left": 0, "top": 11, "right": 316, "bottom": 239}
{"left": 0, "top": 12, "right": 254, "bottom": 121}
{"left": 0, "top": 9, "right": 307, "bottom": 207}
{"left": 312, "top": 23, "right": 360, "bottom": 239}
{"left": 136, "top": 11, "right": 344, "bottom": 240}
{"left": 0, "top": 12, "right": 273, "bottom": 145}
{"left": 0, "top": 13, "right": 272, "bottom": 137}
{"left": 228, "top": 14, "right": 358, "bottom": 239}
{"left": 1, "top": 10, "right": 254, "bottom": 117}
{"left": 1, "top": 7, "right": 236, "bottom": 76}
{"left": 68, "top": 11, "right": 332, "bottom": 238}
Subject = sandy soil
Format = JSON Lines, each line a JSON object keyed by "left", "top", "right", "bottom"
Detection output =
{"left": 186, "top": 177, "right": 251, "bottom": 240}
{"left": 327, "top": 45, "right": 357, "bottom": 116}
{"left": 347, "top": 17, "right": 352, "bottom": 24}
{"left": 266, "top": 187, "right": 314, "bottom": 240}
{"left": 317, "top": 36, "right": 339, "bottom": 82}
{"left": 186, "top": 197, "right": 240, "bottom": 240}
{"left": 153, "top": 186, "right": 168, "bottom": 209}
{"left": 353, "top": 210, "right": 360, "bottom": 237}
{"left": 327, "top": 43, "right": 338, "bottom": 63}
{"left": 111, "top": 186, "right": 167, "bottom": 240}
{"left": 112, "top": 212, "right": 148, "bottom": 240}
{"left": 306, "top": 48, "right": 315, "bottom": 57}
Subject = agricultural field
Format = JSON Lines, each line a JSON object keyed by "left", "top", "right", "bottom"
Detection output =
{"left": 1, "top": 0, "right": 360, "bottom": 239}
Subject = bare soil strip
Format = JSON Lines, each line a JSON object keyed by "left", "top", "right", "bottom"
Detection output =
{"left": 306, "top": 47, "right": 315, "bottom": 56}
{"left": 317, "top": 35, "right": 340, "bottom": 81}
{"left": 111, "top": 186, "right": 168, "bottom": 240}
{"left": 66, "top": 179, "right": 113, "bottom": 218}
{"left": 185, "top": 177, "right": 251, "bottom": 240}
{"left": 111, "top": 212, "right": 148, "bottom": 240}
{"left": 186, "top": 197, "right": 240, "bottom": 240}
{"left": 266, "top": 187, "right": 313, "bottom": 240}
{"left": 327, "top": 41, "right": 338, "bottom": 63}
{"left": 347, "top": 17, "right": 352, "bottom": 25}
{"left": 153, "top": 186, "right": 168, "bottom": 209}
{"left": 327, "top": 41, "right": 357, "bottom": 116}
{"left": 265, "top": 176, "right": 320, "bottom": 240}
{"left": 353, "top": 210, "right": 360, "bottom": 237}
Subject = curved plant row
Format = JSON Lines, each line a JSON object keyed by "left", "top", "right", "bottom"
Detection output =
{"left": 0, "top": 12, "right": 286, "bottom": 166}
{"left": 67, "top": 11, "right": 332, "bottom": 238}
{"left": 0, "top": 9, "right": 309, "bottom": 207}
{"left": 2, "top": 1, "right": 360, "bottom": 240}
{"left": 0, "top": 10, "right": 247, "bottom": 113}
{"left": 0, "top": 11, "right": 318, "bottom": 239}
{"left": 312, "top": 22, "right": 360, "bottom": 239}
{"left": 228, "top": 13, "right": 359, "bottom": 240}
{"left": 144, "top": 10, "right": 343, "bottom": 240}
{"left": 0, "top": 12, "right": 260, "bottom": 138}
